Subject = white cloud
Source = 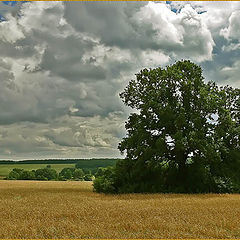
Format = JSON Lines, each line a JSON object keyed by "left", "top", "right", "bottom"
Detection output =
{"left": 135, "top": 2, "right": 215, "bottom": 62}
{"left": 221, "top": 60, "right": 240, "bottom": 87}
{"left": 0, "top": 14, "right": 24, "bottom": 43}
{"left": 18, "top": 2, "right": 65, "bottom": 35}
{"left": 222, "top": 43, "right": 240, "bottom": 52}
{"left": 220, "top": 10, "right": 240, "bottom": 40}
{"left": 141, "top": 50, "right": 169, "bottom": 67}
{"left": 135, "top": 2, "right": 182, "bottom": 45}
{"left": 169, "top": 1, "right": 240, "bottom": 32}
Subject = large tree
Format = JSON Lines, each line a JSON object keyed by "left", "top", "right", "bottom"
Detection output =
{"left": 94, "top": 60, "right": 240, "bottom": 193}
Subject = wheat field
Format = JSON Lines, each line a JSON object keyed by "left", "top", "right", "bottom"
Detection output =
{"left": 1, "top": 180, "right": 240, "bottom": 239}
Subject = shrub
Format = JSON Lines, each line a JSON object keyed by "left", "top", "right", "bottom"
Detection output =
{"left": 73, "top": 168, "right": 84, "bottom": 180}
{"left": 93, "top": 167, "right": 116, "bottom": 193}
{"left": 59, "top": 168, "right": 75, "bottom": 180}
{"left": 35, "top": 168, "right": 58, "bottom": 180}
{"left": 83, "top": 174, "right": 93, "bottom": 181}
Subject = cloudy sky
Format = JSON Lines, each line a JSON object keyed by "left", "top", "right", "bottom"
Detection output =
{"left": 0, "top": 1, "right": 239, "bottom": 160}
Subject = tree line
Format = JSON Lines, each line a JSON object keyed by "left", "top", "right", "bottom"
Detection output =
{"left": 7, "top": 164, "right": 97, "bottom": 181}
{"left": 0, "top": 158, "right": 118, "bottom": 166}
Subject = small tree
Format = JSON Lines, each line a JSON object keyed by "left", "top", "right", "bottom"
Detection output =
{"left": 8, "top": 168, "right": 23, "bottom": 180}
{"left": 35, "top": 168, "right": 58, "bottom": 180}
{"left": 73, "top": 168, "right": 84, "bottom": 180}
{"left": 83, "top": 174, "right": 93, "bottom": 181}
{"left": 95, "top": 167, "right": 105, "bottom": 177}
{"left": 19, "top": 170, "right": 35, "bottom": 180}
{"left": 94, "top": 60, "right": 240, "bottom": 193}
{"left": 59, "top": 168, "right": 75, "bottom": 180}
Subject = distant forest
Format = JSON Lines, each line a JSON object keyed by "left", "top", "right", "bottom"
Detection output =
{"left": 0, "top": 159, "right": 119, "bottom": 167}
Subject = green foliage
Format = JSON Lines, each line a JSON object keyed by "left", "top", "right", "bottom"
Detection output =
{"left": 6, "top": 160, "right": 101, "bottom": 181}
{"left": 83, "top": 174, "right": 93, "bottom": 181}
{"left": 93, "top": 167, "right": 116, "bottom": 193}
{"left": 8, "top": 171, "right": 19, "bottom": 180}
{"left": 59, "top": 168, "right": 75, "bottom": 180}
{"left": 0, "top": 164, "right": 75, "bottom": 178}
{"left": 8, "top": 168, "right": 23, "bottom": 180}
{"left": 7, "top": 168, "right": 36, "bottom": 180}
{"left": 82, "top": 168, "right": 92, "bottom": 175}
{"left": 59, "top": 168, "right": 89, "bottom": 180}
{"left": 73, "top": 168, "right": 84, "bottom": 180}
{"left": 19, "top": 170, "right": 36, "bottom": 180}
{"left": 35, "top": 167, "right": 58, "bottom": 180}
{"left": 74, "top": 159, "right": 117, "bottom": 174}
{"left": 0, "top": 159, "right": 117, "bottom": 178}
{"left": 94, "top": 60, "right": 240, "bottom": 193}
{"left": 0, "top": 158, "right": 119, "bottom": 165}
{"left": 7, "top": 165, "right": 96, "bottom": 182}
{"left": 95, "top": 167, "right": 105, "bottom": 177}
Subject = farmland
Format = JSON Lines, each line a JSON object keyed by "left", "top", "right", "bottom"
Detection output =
{"left": 1, "top": 180, "right": 240, "bottom": 238}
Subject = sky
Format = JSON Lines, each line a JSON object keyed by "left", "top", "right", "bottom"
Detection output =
{"left": 0, "top": 1, "right": 239, "bottom": 160}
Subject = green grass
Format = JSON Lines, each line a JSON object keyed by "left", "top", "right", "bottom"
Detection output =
{"left": 0, "top": 164, "right": 75, "bottom": 177}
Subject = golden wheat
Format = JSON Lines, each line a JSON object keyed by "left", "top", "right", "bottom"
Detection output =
{"left": 0, "top": 180, "right": 240, "bottom": 238}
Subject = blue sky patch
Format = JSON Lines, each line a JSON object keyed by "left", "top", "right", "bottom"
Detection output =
{"left": 2, "top": 1, "right": 17, "bottom": 7}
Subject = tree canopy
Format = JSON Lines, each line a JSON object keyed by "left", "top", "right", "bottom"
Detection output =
{"left": 93, "top": 60, "right": 240, "bottom": 193}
